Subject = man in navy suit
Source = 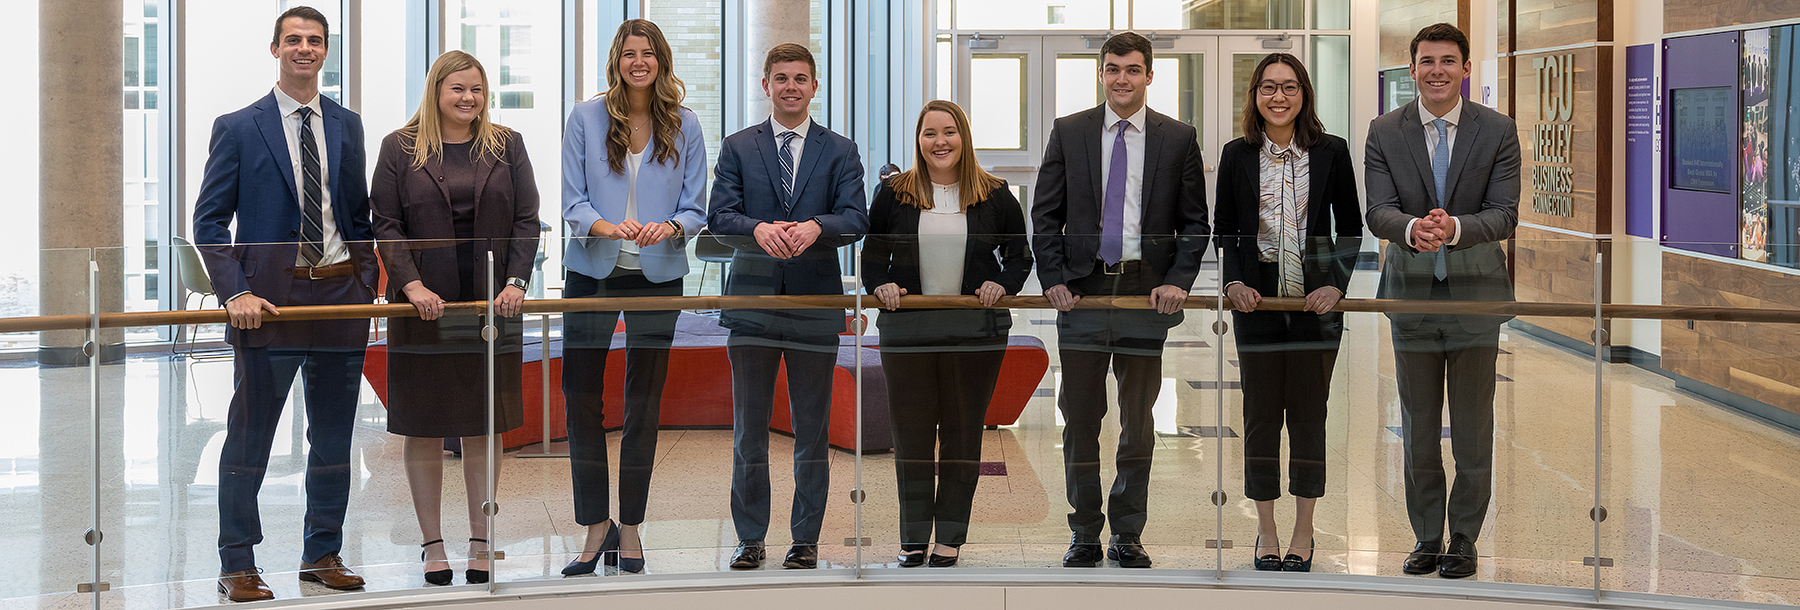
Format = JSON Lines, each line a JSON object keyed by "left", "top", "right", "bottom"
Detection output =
{"left": 192, "top": 6, "right": 377, "bottom": 602}
{"left": 707, "top": 43, "right": 869, "bottom": 570}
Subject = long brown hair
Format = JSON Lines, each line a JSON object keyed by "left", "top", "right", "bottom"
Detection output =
{"left": 397, "top": 51, "right": 511, "bottom": 170}
{"left": 1240, "top": 53, "right": 1326, "bottom": 151}
{"left": 888, "top": 100, "right": 1004, "bottom": 213}
{"left": 602, "top": 19, "right": 686, "bottom": 175}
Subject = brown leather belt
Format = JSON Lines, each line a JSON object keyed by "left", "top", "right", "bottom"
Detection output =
{"left": 288, "top": 262, "right": 354, "bottom": 280}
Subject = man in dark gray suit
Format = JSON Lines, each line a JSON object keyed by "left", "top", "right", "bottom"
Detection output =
{"left": 1364, "top": 23, "right": 1520, "bottom": 580}
{"left": 1032, "top": 31, "right": 1209, "bottom": 569}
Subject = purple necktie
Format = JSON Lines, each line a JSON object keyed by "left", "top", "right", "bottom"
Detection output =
{"left": 1102, "top": 119, "right": 1129, "bottom": 266}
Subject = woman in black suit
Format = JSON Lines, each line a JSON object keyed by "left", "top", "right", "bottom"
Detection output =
{"left": 1215, "top": 53, "right": 1362, "bottom": 573}
{"left": 863, "top": 99, "right": 1032, "bottom": 568}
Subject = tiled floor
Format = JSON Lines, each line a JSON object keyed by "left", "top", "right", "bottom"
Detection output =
{"left": 4, "top": 270, "right": 1800, "bottom": 608}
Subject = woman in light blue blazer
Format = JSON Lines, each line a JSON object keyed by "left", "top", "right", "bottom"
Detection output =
{"left": 559, "top": 18, "right": 706, "bottom": 576}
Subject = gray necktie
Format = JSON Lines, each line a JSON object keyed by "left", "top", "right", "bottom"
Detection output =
{"left": 297, "top": 106, "right": 325, "bottom": 266}
{"left": 778, "top": 131, "right": 799, "bottom": 213}
{"left": 1430, "top": 118, "right": 1449, "bottom": 281}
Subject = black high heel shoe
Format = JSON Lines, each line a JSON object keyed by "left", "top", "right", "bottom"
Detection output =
{"left": 1254, "top": 535, "right": 1283, "bottom": 571}
{"left": 466, "top": 538, "right": 492, "bottom": 584}
{"left": 562, "top": 523, "right": 619, "bottom": 576}
{"left": 618, "top": 523, "right": 645, "bottom": 574}
{"left": 1281, "top": 538, "right": 1315, "bottom": 573}
{"left": 421, "top": 539, "right": 452, "bottom": 586}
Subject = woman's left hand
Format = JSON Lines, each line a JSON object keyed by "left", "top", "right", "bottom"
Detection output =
{"left": 634, "top": 221, "right": 674, "bottom": 248}
{"left": 494, "top": 285, "right": 527, "bottom": 318}
{"left": 976, "top": 281, "right": 1006, "bottom": 307}
{"left": 1303, "top": 286, "right": 1342, "bottom": 314}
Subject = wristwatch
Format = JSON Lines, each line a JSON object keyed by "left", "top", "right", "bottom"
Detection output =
{"left": 506, "top": 277, "right": 529, "bottom": 291}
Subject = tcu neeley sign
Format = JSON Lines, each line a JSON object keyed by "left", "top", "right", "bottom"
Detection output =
{"left": 1532, "top": 53, "right": 1576, "bottom": 218}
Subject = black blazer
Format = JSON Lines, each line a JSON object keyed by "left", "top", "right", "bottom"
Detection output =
{"left": 1213, "top": 134, "right": 1362, "bottom": 298}
{"left": 862, "top": 180, "right": 1032, "bottom": 338}
{"left": 1030, "top": 105, "right": 1210, "bottom": 292}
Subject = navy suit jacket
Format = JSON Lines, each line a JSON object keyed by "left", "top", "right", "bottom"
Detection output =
{"left": 192, "top": 92, "right": 377, "bottom": 346}
{"left": 707, "top": 119, "right": 869, "bottom": 336}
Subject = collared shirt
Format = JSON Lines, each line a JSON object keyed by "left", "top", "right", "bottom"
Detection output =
{"left": 272, "top": 86, "right": 348, "bottom": 267}
{"left": 1407, "top": 96, "right": 1465, "bottom": 250}
{"left": 770, "top": 114, "right": 813, "bottom": 188}
{"left": 1100, "top": 103, "right": 1147, "bottom": 261}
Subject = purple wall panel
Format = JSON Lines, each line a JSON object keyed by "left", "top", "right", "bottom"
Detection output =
{"left": 1662, "top": 32, "right": 1740, "bottom": 257}
{"left": 1627, "top": 44, "right": 1656, "bottom": 239}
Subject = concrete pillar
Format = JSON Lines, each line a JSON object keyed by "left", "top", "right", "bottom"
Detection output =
{"left": 744, "top": 0, "right": 814, "bottom": 122}
{"left": 40, "top": 0, "right": 125, "bottom": 365}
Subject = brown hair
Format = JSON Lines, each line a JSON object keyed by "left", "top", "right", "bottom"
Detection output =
{"left": 887, "top": 100, "right": 1004, "bottom": 213}
{"left": 762, "top": 43, "right": 818, "bottom": 79}
{"left": 1240, "top": 53, "right": 1325, "bottom": 151}
{"left": 602, "top": 19, "right": 687, "bottom": 175}
{"left": 272, "top": 6, "right": 329, "bottom": 47}
{"left": 1410, "top": 22, "right": 1469, "bottom": 64}
{"left": 1100, "top": 32, "right": 1153, "bottom": 67}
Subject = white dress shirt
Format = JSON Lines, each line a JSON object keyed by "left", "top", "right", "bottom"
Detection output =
{"left": 272, "top": 86, "right": 347, "bottom": 266}
{"left": 770, "top": 114, "right": 813, "bottom": 188}
{"left": 918, "top": 182, "right": 968, "bottom": 295}
{"left": 617, "top": 149, "right": 647, "bottom": 269}
{"left": 1101, "top": 104, "right": 1147, "bottom": 261}
{"left": 1407, "top": 96, "right": 1465, "bottom": 249}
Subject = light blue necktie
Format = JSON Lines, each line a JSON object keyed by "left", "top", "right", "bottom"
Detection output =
{"left": 778, "top": 130, "right": 799, "bottom": 213}
{"left": 1431, "top": 118, "right": 1449, "bottom": 281}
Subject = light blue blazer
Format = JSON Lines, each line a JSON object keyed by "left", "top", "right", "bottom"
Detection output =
{"left": 561, "top": 96, "right": 708, "bottom": 283}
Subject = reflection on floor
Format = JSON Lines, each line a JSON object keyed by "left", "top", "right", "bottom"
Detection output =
{"left": 5, "top": 277, "right": 1800, "bottom": 609}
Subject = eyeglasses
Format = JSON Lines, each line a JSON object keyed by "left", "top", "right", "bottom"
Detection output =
{"left": 1257, "top": 81, "right": 1301, "bottom": 97}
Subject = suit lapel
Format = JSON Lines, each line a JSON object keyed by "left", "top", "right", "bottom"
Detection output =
{"left": 1082, "top": 108, "right": 1103, "bottom": 214}
{"left": 323, "top": 101, "right": 344, "bottom": 210}
{"left": 787, "top": 122, "right": 829, "bottom": 212}
{"left": 1237, "top": 142, "right": 1261, "bottom": 227}
{"left": 752, "top": 120, "right": 786, "bottom": 213}
{"left": 253, "top": 95, "right": 299, "bottom": 202}
{"left": 1445, "top": 106, "right": 1482, "bottom": 209}
{"left": 1140, "top": 111, "right": 1165, "bottom": 225}
{"left": 1307, "top": 141, "right": 1334, "bottom": 233}
{"left": 1401, "top": 104, "right": 1439, "bottom": 207}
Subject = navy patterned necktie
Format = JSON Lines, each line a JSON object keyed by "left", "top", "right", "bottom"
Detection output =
{"left": 297, "top": 106, "right": 325, "bottom": 266}
{"left": 778, "top": 130, "right": 799, "bottom": 213}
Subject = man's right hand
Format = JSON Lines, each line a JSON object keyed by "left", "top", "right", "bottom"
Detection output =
{"left": 225, "top": 293, "right": 280, "bottom": 330}
{"left": 754, "top": 222, "right": 795, "bottom": 259}
{"left": 1044, "top": 284, "right": 1081, "bottom": 312}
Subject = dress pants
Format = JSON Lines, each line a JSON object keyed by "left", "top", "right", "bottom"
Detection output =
{"left": 562, "top": 269, "right": 682, "bottom": 526}
{"left": 1235, "top": 309, "right": 1341, "bottom": 502}
{"left": 1056, "top": 262, "right": 1177, "bottom": 539}
{"left": 881, "top": 328, "right": 1006, "bottom": 549}
{"left": 1391, "top": 310, "right": 1500, "bottom": 544}
{"left": 727, "top": 329, "right": 838, "bottom": 543}
{"left": 217, "top": 273, "right": 368, "bottom": 572}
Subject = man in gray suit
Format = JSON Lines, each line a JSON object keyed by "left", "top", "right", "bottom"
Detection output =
{"left": 1364, "top": 23, "right": 1519, "bottom": 580}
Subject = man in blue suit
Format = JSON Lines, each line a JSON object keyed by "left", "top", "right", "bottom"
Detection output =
{"left": 191, "top": 7, "right": 377, "bottom": 602}
{"left": 708, "top": 43, "right": 869, "bottom": 570}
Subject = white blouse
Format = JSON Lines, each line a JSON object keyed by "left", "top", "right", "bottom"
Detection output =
{"left": 917, "top": 182, "right": 968, "bottom": 295}
{"left": 617, "top": 149, "right": 647, "bottom": 270}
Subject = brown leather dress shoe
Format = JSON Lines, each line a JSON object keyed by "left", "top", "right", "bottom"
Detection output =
{"left": 218, "top": 569, "right": 273, "bottom": 602}
{"left": 298, "top": 553, "right": 366, "bottom": 590}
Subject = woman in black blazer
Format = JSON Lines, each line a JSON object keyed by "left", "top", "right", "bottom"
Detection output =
{"left": 1214, "top": 53, "right": 1362, "bottom": 573}
{"left": 862, "top": 100, "right": 1032, "bottom": 568}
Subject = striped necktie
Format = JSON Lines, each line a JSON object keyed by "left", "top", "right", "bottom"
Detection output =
{"left": 778, "top": 130, "right": 799, "bottom": 213}
{"left": 297, "top": 106, "right": 325, "bottom": 266}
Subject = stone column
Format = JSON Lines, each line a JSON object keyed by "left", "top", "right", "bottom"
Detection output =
{"left": 744, "top": 0, "right": 814, "bottom": 122}
{"left": 40, "top": 0, "right": 125, "bottom": 365}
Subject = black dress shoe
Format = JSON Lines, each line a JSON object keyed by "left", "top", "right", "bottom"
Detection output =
{"left": 1107, "top": 534, "right": 1152, "bottom": 568}
{"left": 1438, "top": 535, "right": 1477, "bottom": 579}
{"left": 783, "top": 543, "right": 818, "bottom": 569}
{"left": 1402, "top": 540, "right": 1442, "bottom": 575}
{"left": 1281, "top": 538, "right": 1315, "bottom": 573}
{"left": 928, "top": 552, "right": 959, "bottom": 568}
{"left": 730, "top": 540, "right": 765, "bottom": 569}
{"left": 1062, "top": 534, "right": 1103, "bottom": 568}
{"left": 897, "top": 550, "right": 926, "bottom": 567}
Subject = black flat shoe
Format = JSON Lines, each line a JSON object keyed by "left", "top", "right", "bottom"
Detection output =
{"left": 1254, "top": 535, "right": 1283, "bottom": 571}
{"left": 466, "top": 537, "right": 491, "bottom": 584}
{"left": 1403, "top": 539, "right": 1442, "bottom": 575}
{"left": 421, "top": 539, "right": 452, "bottom": 586}
{"left": 897, "top": 550, "right": 926, "bottom": 568}
{"left": 927, "top": 553, "right": 959, "bottom": 568}
{"left": 562, "top": 523, "right": 620, "bottom": 576}
{"left": 1281, "top": 538, "right": 1315, "bottom": 572}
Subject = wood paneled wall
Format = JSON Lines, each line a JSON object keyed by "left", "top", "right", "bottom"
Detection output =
{"left": 1662, "top": 253, "right": 1800, "bottom": 416}
{"left": 1515, "top": 0, "right": 1611, "bottom": 49}
{"left": 1381, "top": 0, "right": 1460, "bottom": 67}
{"left": 1667, "top": 0, "right": 1800, "bottom": 34}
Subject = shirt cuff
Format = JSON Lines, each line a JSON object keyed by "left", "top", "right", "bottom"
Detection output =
{"left": 1446, "top": 216, "right": 1463, "bottom": 246}
{"left": 1404, "top": 218, "right": 1420, "bottom": 249}
{"left": 225, "top": 291, "right": 252, "bottom": 303}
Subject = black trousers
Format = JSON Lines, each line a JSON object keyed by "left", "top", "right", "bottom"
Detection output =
{"left": 1056, "top": 262, "right": 1177, "bottom": 539}
{"left": 1234, "top": 309, "right": 1342, "bottom": 502}
{"left": 562, "top": 268, "right": 682, "bottom": 526}
{"left": 881, "top": 329, "right": 1007, "bottom": 549}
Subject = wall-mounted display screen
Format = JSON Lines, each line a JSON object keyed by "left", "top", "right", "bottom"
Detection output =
{"left": 1671, "top": 86, "right": 1734, "bottom": 193}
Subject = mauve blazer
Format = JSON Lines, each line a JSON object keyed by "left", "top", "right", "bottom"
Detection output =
{"left": 370, "top": 128, "right": 541, "bottom": 302}
{"left": 560, "top": 97, "right": 708, "bottom": 283}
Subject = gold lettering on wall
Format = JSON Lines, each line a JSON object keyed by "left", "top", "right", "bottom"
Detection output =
{"left": 1531, "top": 54, "right": 1576, "bottom": 218}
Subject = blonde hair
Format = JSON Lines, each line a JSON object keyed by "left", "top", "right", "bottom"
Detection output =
{"left": 398, "top": 50, "right": 511, "bottom": 170}
{"left": 888, "top": 100, "right": 1004, "bottom": 212}
{"left": 602, "top": 19, "right": 686, "bottom": 175}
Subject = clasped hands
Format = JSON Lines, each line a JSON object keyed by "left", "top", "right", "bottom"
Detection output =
{"left": 753, "top": 220, "right": 822, "bottom": 259}
{"left": 402, "top": 280, "right": 525, "bottom": 321}
{"left": 595, "top": 218, "right": 675, "bottom": 247}
{"left": 1225, "top": 283, "right": 1342, "bottom": 314}
{"left": 872, "top": 281, "right": 1005, "bottom": 311}
{"left": 1412, "top": 208, "right": 1456, "bottom": 253}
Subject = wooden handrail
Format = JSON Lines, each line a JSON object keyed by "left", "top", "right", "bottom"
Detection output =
{"left": 2, "top": 295, "right": 1796, "bottom": 333}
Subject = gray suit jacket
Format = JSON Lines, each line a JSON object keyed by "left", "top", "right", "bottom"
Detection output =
{"left": 1364, "top": 99, "right": 1520, "bottom": 331}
